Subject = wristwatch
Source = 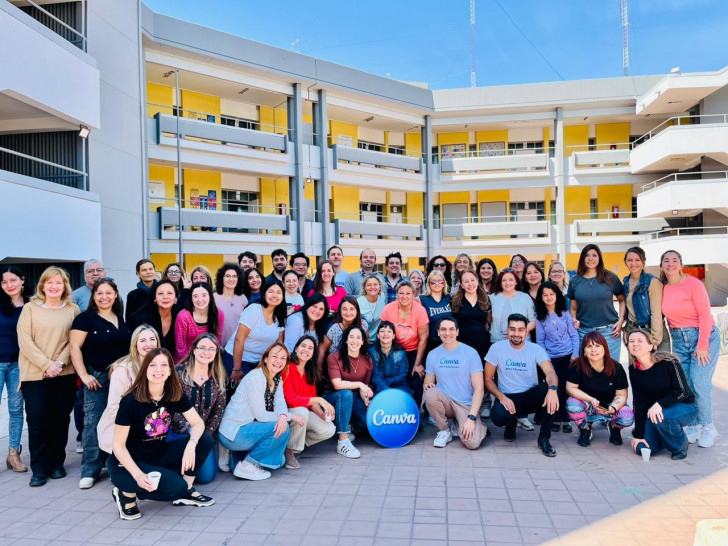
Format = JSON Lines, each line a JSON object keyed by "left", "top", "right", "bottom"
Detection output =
{"left": 548, "top": 385, "right": 557, "bottom": 391}
{"left": 467, "top": 414, "right": 476, "bottom": 421}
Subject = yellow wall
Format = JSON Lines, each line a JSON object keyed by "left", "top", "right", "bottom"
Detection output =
{"left": 564, "top": 125, "right": 589, "bottom": 157}
{"left": 565, "top": 186, "right": 591, "bottom": 224}
{"left": 596, "top": 185, "right": 632, "bottom": 217}
{"left": 183, "top": 170, "right": 222, "bottom": 210}
{"left": 148, "top": 165, "right": 175, "bottom": 210}
{"left": 476, "top": 190, "right": 509, "bottom": 222}
{"left": 259, "top": 106, "right": 288, "bottom": 135}
{"left": 150, "top": 253, "right": 178, "bottom": 271}
{"left": 330, "top": 186, "right": 359, "bottom": 220}
{"left": 146, "top": 83, "right": 173, "bottom": 118}
{"left": 342, "top": 257, "right": 360, "bottom": 274}
{"left": 439, "top": 191, "right": 470, "bottom": 205}
{"left": 260, "top": 177, "right": 290, "bottom": 235}
{"left": 595, "top": 123, "right": 630, "bottom": 149}
{"left": 185, "top": 254, "right": 224, "bottom": 276}
{"left": 404, "top": 133, "right": 421, "bottom": 158}
{"left": 329, "top": 120, "right": 358, "bottom": 147}
{"left": 304, "top": 181, "right": 315, "bottom": 200}
{"left": 406, "top": 193, "right": 423, "bottom": 224}
{"left": 437, "top": 132, "right": 469, "bottom": 155}
{"left": 181, "top": 90, "right": 220, "bottom": 121}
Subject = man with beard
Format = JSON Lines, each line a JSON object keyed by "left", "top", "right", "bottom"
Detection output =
{"left": 485, "top": 313, "right": 559, "bottom": 457}
{"left": 265, "top": 248, "right": 288, "bottom": 283}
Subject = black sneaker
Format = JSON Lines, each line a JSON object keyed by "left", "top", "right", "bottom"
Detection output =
{"left": 671, "top": 439, "right": 689, "bottom": 460}
{"left": 112, "top": 487, "right": 141, "bottom": 521}
{"left": 504, "top": 425, "right": 517, "bottom": 442}
{"left": 608, "top": 423, "right": 623, "bottom": 446}
{"left": 562, "top": 423, "right": 573, "bottom": 434}
{"left": 172, "top": 487, "right": 215, "bottom": 507}
{"left": 577, "top": 428, "right": 593, "bottom": 447}
{"left": 552, "top": 421, "right": 561, "bottom": 433}
{"left": 538, "top": 437, "right": 556, "bottom": 457}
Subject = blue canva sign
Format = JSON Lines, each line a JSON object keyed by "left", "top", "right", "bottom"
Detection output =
{"left": 365, "top": 389, "right": 420, "bottom": 448}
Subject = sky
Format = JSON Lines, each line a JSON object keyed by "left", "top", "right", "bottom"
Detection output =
{"left": 144, "top": 0, "right": 728, "bottom": 89}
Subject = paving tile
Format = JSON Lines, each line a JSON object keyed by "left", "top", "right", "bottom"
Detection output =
{"left": 376, "top": 522, "right": 412, "bottom": 539}
{"left": 411, "top": 523, "right": 447, "bottom": 541}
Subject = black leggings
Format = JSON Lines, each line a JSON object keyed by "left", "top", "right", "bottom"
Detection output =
{"left": 107, "top": 432, "right": 214, "bottom": 502}
{"left": 405, "top": 350, "right": 424, "bottom": 408}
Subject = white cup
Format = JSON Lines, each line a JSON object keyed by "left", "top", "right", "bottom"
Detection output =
{"left": 641, "top": 448, "right": 651, "bottom": 462}
{"left": 147, "top": 471, "right": 161, "bottom": 490}
{"left": 325, "top": 415, "right": 332, "bottom": 423}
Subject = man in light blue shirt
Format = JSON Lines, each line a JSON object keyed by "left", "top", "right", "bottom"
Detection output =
{"left": 344, "top": 248, "right": 385, "bottom": 296}
{"left": 485, "top": 313, "right": 560, "bottom": 457}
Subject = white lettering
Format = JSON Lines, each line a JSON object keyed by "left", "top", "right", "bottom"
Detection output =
{"left": 372, "top": 409, "right": 418, "bottom": 426}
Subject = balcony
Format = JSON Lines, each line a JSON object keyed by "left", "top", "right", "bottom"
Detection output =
{"left": 147, "top": 112, "right": 294, "bottom": 177}
{"left": 638, "top": 171, "right": 728, "bottom": 218}
{"left": 437, "top": 152, "right": 554, "bottom": 191}
{"left": 328, "top": 146, "right": 425, "bottom": 193}
{"left": 571, "top": 216, "right": 669, "bottom": 245}
{"left": 630, "top": 114, "right": 728, "bottom": 173}
{"left": 436, "top": 218, "right": 554, "bottom": 254}
{"left": 1, "top": 167, "right": 100, "bottom": 262}
{"left": 642, "top": 226, "right": 728, "bottom": 267}
{"left": 329, "top": 219, "right": 424, "bottom": 255}
{"left": 1, "top": 2, "right": 99, "bottom": 130}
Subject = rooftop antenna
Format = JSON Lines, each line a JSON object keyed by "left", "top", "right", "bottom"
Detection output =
{"left": 621, "top": 0, "right": 630, "bottom": 76}
{"left": 470, "top": 0, "right": 476, "bottom": 87}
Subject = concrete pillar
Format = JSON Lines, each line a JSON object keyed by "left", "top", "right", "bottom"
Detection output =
{"left": 288, "top": 84, "right": 305, "bottom": 251}
{"left": 315, "top": 89, "right": 330, "bottom": 257}
{"left": 554, "top": 108, "right": 566, "bottom": 263}
{"left": 423, "top": 115, "right": 434, "bottom": 259}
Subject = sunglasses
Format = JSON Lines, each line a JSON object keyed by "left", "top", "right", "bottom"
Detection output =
{"left": 502, "top": 268, "right": 515, "bottom": 273}
{"left": 93, "top": 277, "right": 115, "bottom": 284}
{"left": 432, "top": 262, "right": 446, "bottom": 268}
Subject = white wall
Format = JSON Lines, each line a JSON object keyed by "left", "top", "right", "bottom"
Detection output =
{"left": 86, "top": 0, "right": 146, "bottom": 295}
{"left": 0, "top": 5, "right": 100, "bottom": 128}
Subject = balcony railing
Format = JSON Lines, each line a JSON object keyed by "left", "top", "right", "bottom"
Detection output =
{"left": 156, "top": 206, "right": 290, "bottom": 237}
{"left": 0, "top": 145, "right": 87, "bottom": 190}
{"left": 632, "top": 113, "right": 728, "bottom": 148}
{"left": 640, "top": 170, "right": 728, "bottom": 192}
{"left": 439, "top": 148, "right": 551, "bottom": 174}
{"left": 571, "top": 144, "right": 630, "bottom": 169}
{"left": 645, "top": 225, "right": 728, "bottom": 241}
{"left": 332, "top": 145, "right": 422, "bottom": 172}
{"left": 16, "top": 0, "right": 87, "bottom": 51}
{"left": 332, "top": 219, "right": 424, "bottom": 242}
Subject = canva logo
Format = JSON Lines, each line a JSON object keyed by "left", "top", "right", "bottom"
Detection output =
{"left": 366, "top": 389, "right": 419, "bottom": 448}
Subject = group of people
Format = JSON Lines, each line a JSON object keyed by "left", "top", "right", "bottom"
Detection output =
{"left": 0, "top": 241, "right": 719, "bottom": 521}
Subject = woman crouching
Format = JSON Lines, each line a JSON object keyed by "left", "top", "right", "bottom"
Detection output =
{"left": 108, "top": 348, "right": 214, "bottom": 521}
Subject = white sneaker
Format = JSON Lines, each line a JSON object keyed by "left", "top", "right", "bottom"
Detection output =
{"left": 78, "top": 477, "right": 95, "bottom": 489}
{"left": 337, "top": 439, "right": 361, "bottom": 459}
{"left": 233, "top": 460, "right": 271, "bottom": 481}
{"left": 433, "top": 430, "right": 453, "bottom": 448}
{"left": 684, "top": 425, "right": 701, "bottom": 444}
{"left": 480, "top": 406, "right": 490, "bottom": 419}
{"left": 518, "top": 417, "right": 534, "bottom": 431}
{"left": 218, "top": 445, "right": 231, "bottom": 472}
{"left": 698, "top": 425, "right": 717, "bottom": 448}
{"left": 75, "top": 441, "right": 83, "bottom": 454}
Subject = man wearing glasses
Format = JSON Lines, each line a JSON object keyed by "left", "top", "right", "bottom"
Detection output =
{"left": 72, "top": 259, "right": 109, "bottom": 311}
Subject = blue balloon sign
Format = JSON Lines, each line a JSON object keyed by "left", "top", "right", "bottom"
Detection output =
{"left": 365, "top": 389, "right": 420, "bottom": 448}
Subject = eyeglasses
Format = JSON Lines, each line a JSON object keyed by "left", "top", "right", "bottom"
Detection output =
{"left": 223, "top": 274, "right": 238, "bottom": 279}
{"left": 432, "top": 262, "right": 446, "bottom": 268}
{"left": 167, "top": 269, "right": 181, "bottom": 275}
{"left": 195, "top": 346, "right": 217, "bottom": 353}
{"left": 550, "top": 270, "right": 565, "bottom": 275}
{"left": 502, "top": 268, "right": 515, "bottom": 273}
{"left": 86, "top": 268, "right": 105, "bottom": 274}
{"left": 430, "top": 279, "right": 445, "bottom": 284}
{"left": 510, "top": 260, "right": 524, "bottom": 265}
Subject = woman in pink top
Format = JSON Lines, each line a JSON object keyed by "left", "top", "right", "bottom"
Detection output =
{"left": 379, "top": 280, "right": 429, "bottom": 408}
{"left": 175, "top": 283, "right": 224, "bottom": 362}
{"left": 307, "top": 260, "right": 347, "bottom": 315}
{"left": 660, "top": 250, "right": 720, "bottom": 448}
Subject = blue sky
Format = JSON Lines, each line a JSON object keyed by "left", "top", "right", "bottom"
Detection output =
{"left": 144, "top": 0, "right": 728, "bottom": 89}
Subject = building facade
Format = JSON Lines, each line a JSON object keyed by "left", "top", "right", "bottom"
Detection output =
{"left": 2, "top": 0, "right": 727, "bottom": 303}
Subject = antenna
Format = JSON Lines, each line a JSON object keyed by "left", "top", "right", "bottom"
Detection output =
{"left": 470, "top": 0, "right": 476, "bottom": 87}
{"left": 621, "top": 0, "right": 630, "bottom": 76}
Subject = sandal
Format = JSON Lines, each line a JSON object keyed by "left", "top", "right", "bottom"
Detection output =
{"left": 112, "top": 487, "right": 141, "bottom": 520}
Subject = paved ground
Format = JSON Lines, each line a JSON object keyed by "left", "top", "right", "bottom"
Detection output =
{"left": 0, "top": 357, "right": 727, "bottom": 545}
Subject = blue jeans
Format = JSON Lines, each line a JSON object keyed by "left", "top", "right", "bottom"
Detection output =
{"left": 166, "top": 430, "right": 217, "bottom": 484}
{"left": 636, "top": 402, "right": 697, "bottom": 456}
{"left": 0, "top": 361, "right": 24, "bottom": 450}
{"left": 81, "top": 369, "right": 109, "bottom": 479}
{"left": 219, "top": 421, "right": 288, "bottom": 469}
{"left": 670, "top": 326, "right": 720, "bottom": 426}
{"left": 322, "top": 389, "right": 368, "bottom": 435}
{"left": 578, "top": 325, "right": 622, "bottom": 362}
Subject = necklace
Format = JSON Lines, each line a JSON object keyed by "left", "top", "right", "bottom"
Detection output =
{"left": 350, "top": 354, "right": 361, "bottom": 374}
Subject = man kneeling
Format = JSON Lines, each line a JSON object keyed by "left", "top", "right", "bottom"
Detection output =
{"left": 485, "top": 313, "right": 559, "bottom": 457}
{"left": 424, "top": 317, "right": 486, "bottom": 450}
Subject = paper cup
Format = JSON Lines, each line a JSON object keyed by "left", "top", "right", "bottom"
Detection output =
{"left": 147, "top": 471, "right": 161, "bottom": 490}
{"left": 641, "top": 448, "right": 651, "bottom": 462}
{"left": 325, "top": 415, "right": 332, "bottom": 423}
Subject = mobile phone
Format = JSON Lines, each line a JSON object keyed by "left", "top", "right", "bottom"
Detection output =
{"left": 598, "top": 405, "right": 611, "bottom": 412}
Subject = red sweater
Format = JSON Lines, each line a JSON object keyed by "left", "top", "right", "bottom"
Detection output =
{"left": 283, "top": 363, "right": 317, "bottom": 408}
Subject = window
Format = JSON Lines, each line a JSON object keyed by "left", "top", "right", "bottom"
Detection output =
{"left": 222, "top": 190, "right": 259, "bottom": 233}
{"left": 590, "top": 198, "right": 598, "bottom": 219}
{"left": 549, "top": 200, "right": 557, "bottom": 225}
{"left": 509, "top": 201, "right": 546, "bottom": 238}
{"left": 358, "top": 140, "right": 382, "bottom": 152}
{"left": 588, "top": 138, "right": 596, "bottom": 151}
{"left": 508, "top": 141, "right": 544, "bottom": 154}
{"left": 388, "top": 145, "right": 405, "bottom": 155}
{"left": 221, "top": 115, "right": 259, "bottom": 131}
{"left": 360, "top": 203, "right": 383, "bottom": 222}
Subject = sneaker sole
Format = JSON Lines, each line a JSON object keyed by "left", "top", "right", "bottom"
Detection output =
{"left": 172, "top": 498, "right": 215, "bottom": 507}
{"left": 79, "top": 479, "right": 94, "bottom": 490}
{"left": 337, "top": 450, "right": 361, "bottom": 459}
{"left": 433, "top": 437, "right": 453, "bottom": 448}
{"left": 233, "top": 471, "right": 271, "bottom": 480}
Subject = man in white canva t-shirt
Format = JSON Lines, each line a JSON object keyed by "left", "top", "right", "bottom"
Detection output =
{"left": 423, "top": 317, "right": 487, "bottom": 450}
{"left": 485, "top": 313, "right": 560, "bottom": 457}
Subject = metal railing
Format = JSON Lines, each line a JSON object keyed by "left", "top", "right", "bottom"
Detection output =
{"left": 632, "top": 113, "right": 728, "bottom": 148}
{"left": 0, "top": 145, "right": 87, "bottom": 190}
{"left": 21, "top": 0, "right": 87, "bottom": 51}
{"left": 640, "top": 170, "right": 728, "bottom": 192}
{"left": 646, "top": 226, "right": 728, "bottom": 240}
{"left": 146, "top": 102, "right": 288, "bottom": 135}
{"left": 435, "top": 146, "right": 553, "bottom": 163}
{"left": 566, "top": 143, "right": 631, "bottom": 152}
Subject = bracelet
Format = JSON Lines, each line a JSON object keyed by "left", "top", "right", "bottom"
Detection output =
{"left": 609, "top": 405, "right": 616, "bottom": 413}
{"left": 188, "top": 437, "right": 198, "bottom": 445}
{"left": 232, "top": 368, "right": 242, "bottom": 372}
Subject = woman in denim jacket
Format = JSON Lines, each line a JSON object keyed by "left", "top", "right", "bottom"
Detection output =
{"left": 369, "top": 321, "right": 412, "bottom": 395}
{"left": 621, "top": 247, "right": 669, "bottom": 353}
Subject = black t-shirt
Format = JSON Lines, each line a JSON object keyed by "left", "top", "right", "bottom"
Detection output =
{"left": 71, "top": 311, "right": 131, "bottom": 372}
{"left": 454, "top": 298, "right": 490, "bottom": 356}
{"left": 566, "top": 362, "right": 628, "bottom": 407}
{"left": 115, "top": 392, "right": 192, "bottom": 462}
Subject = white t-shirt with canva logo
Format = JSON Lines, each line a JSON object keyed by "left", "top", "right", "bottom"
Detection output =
{"left": 485, "top": 340, "right": 549, "bottom": 395}
{"left": 426, "top": 343, "right": 482, "bottom": 405}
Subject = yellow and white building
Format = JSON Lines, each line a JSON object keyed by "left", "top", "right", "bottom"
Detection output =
{"left": 2, "top": 0, "right": 728, "bottom": 303}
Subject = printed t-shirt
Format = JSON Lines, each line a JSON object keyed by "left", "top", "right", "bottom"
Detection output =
{"left": 379, "top": 301, "right": 429, "bottom": 352}
{"left": 485, "top": 340, "right": 549, "bottom": 395}
{"left": 426, "top": 343, "right": 482, "bottom": 405}
{"left": 566, "top": 362, "right": 628, "bottom": 408}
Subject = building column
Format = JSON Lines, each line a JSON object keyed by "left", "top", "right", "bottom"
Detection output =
{"left": 423, "top": 115, "right": 434, "bottom": 259}
{"left": 288, "top": 84, "right": 305, "bottom": 252}
{"left": 314, "top": 89, "right": 330, "bottom": 257}
{"left": 554, "top": 107, "right": 566, "bottom": 263}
